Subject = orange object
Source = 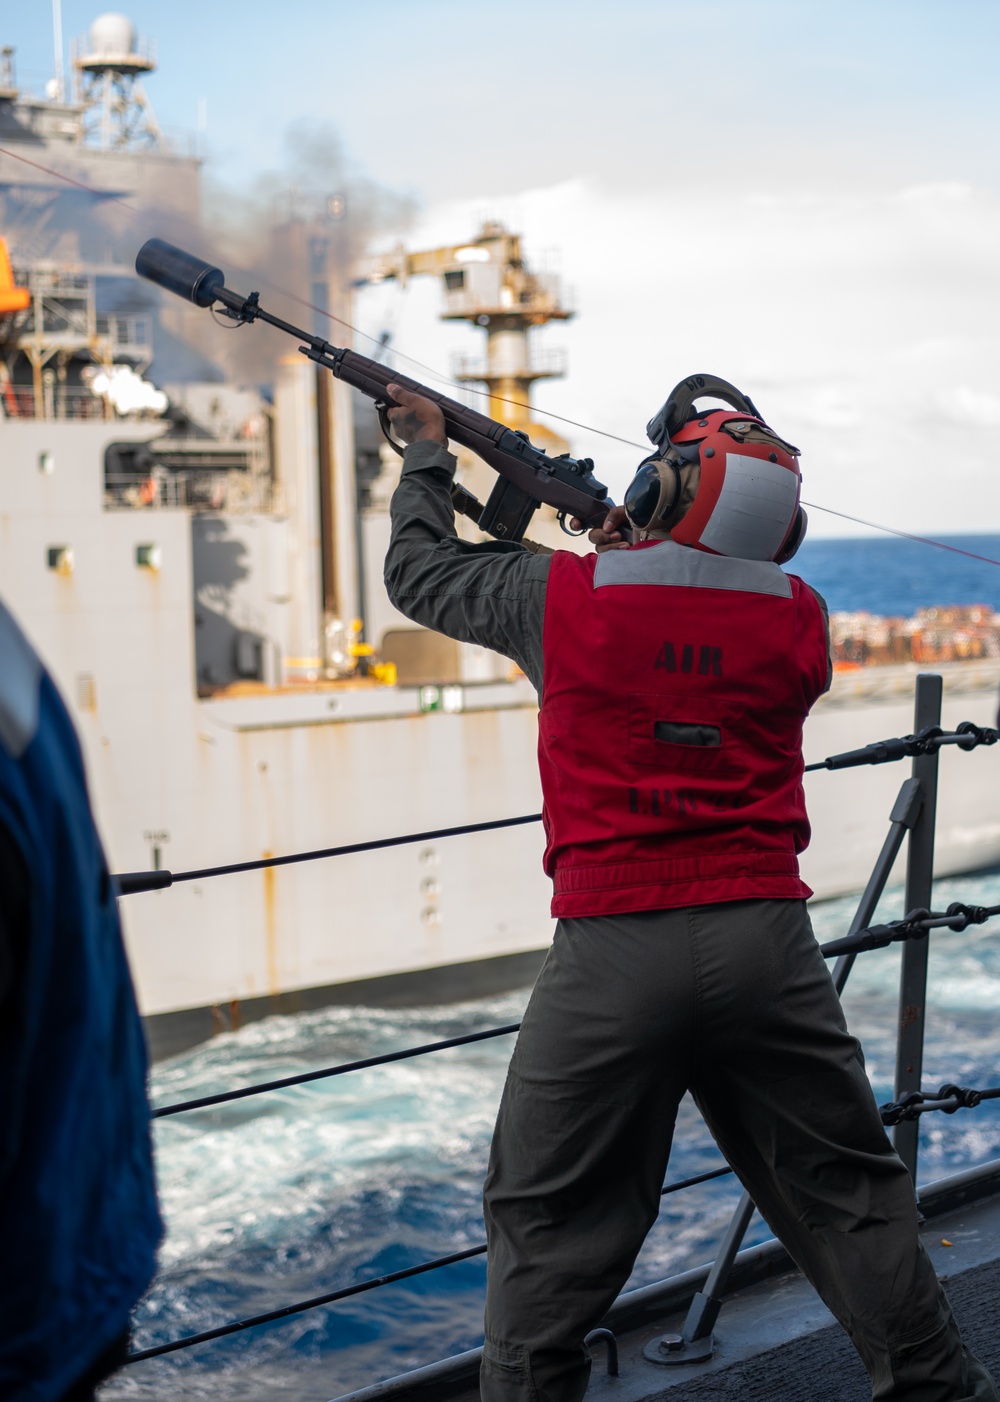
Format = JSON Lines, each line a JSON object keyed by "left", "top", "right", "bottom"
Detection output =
{"left": 0, "top": 237, "right": 29, "bottom": 315}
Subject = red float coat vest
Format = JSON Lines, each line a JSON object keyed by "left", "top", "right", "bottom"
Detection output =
{"left": 538, "top": 540, "right": 829, "bottom": 918}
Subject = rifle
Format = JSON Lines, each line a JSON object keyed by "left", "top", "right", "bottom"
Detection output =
{"left": 135, "top": 239, "right": 615, "bottom": 544}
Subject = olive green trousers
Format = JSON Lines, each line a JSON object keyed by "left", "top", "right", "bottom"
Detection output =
{"left": 481, "top": 900, "right": 997, "bottom": 1401}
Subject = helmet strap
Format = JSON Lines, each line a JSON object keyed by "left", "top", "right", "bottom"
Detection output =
{"left": 776, "top": 506, "right": 808, "bottom": 564}
{"left": 646, "top": 374, "right": 763, "bottom": 454}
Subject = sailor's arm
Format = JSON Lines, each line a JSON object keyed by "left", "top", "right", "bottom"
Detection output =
{"left": 382, "top": 387, "right": 548, "bottom": 691}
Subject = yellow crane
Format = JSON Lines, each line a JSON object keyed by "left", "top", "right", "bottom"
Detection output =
{"left": 364, "top": 221, "right": 572, "bottom": 456}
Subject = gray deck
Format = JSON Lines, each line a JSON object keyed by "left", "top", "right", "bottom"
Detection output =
{"left": 331, "top": 1160, "right": 1000, "bottom": 1401}
{"left": 615, "top": 1256, "right": 999, "bottom": 1398}
{"left": 586, "top": 1205, "right": 1000, "bottom": 1399}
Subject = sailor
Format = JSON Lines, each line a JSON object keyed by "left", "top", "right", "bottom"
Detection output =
{"left": 382, "top": 379, "right": 998, "bottom": 1402}
{"left": 0, "top": 597, "right": 162, "bottom": 1402}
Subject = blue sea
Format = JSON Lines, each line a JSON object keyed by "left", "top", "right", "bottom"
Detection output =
{"left": 105, "top": 534, "right": 1000, "bottom": 1402}
{"left": 792, "top": 532, "right": 1000, "bottom": 616}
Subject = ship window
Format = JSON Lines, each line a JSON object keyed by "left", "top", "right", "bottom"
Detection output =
{"left": 135, "top": 543, "right": 161, "bottom": 570}
{"left": 234, "top": 630, "right": 263, "bottom": 679}
{"left": 47, "top": 545, "right": 73, "bottom": 574}
{"left": 444, "top": 270, "right": 465, "bottom": 291}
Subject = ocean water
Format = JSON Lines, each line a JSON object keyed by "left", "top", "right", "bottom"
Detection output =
{"left": 104, "top": 534, "right": 1000, "bottom": 1401}
{"left": 791, "top": 532, "right": 1000, "bottom": 616}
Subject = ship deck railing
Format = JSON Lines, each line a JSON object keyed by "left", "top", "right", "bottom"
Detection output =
{"left": 1, "top": 383, "right": 113, "bottom": 420}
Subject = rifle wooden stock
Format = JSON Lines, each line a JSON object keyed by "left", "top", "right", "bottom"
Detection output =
{"left": 311, "top": 346, "right": 613, "bottom": 533}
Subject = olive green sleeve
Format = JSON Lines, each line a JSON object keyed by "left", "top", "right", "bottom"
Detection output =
{"left": 383, "top": 441, "right": 549, "bottom": 693}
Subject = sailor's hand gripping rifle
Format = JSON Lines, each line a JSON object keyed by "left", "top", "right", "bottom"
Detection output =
{"left": 135, "top": 239, "right": 614, "bottom": 543}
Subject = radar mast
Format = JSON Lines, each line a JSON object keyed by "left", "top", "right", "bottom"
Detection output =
{"left": 71, "top": 11, "right": 162, "bottom": 151}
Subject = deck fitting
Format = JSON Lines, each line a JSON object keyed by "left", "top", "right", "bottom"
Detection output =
{"left": 643, "top": 1329, "right": 715, "bottom": 1365}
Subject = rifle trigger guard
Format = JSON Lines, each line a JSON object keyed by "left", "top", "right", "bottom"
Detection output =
{"left": 557, "top": 511, "right": 586, "bottom": 537}
{"left": 376, "top": 402, "right": 406, "bottom": 457}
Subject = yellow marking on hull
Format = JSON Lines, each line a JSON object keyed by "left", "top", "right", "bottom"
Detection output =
{"left": 262, "top": 852, "right": 279, "bottom": 995}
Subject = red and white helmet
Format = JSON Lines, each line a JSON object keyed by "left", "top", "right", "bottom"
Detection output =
{"left": 624, "top": 374, "right": 807, "bottom": 563}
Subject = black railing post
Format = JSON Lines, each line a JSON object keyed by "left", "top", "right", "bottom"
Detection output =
{"left": 893, "top": 674, "right": 942, "bottom": 1182}
{"left": 642, "top": 1190, "right": 756, "bottom": 1366}
{"left": 832, "top": 776, "right": 922, "bottom": 995}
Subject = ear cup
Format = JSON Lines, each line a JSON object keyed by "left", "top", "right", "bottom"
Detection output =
{"left": 775, "top": 506, "right": 808, "bottom": 565}
{"left": 624, "top": 457, "right": 681, "bottom": 531}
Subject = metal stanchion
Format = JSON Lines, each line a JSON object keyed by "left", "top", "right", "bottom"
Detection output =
{"left": 893, "top": 674, "right": 942, "bottom": 1182}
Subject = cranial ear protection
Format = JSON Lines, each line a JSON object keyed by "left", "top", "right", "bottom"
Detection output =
{"left": 626, "top": 374, "right": 807, "bottom": 564}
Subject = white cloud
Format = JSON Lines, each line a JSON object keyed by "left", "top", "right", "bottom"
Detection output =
{"left": 894, "top": 182, "right": 975, "bottom": 205}
{"left": 354, "top": 175, "right": 1000, "bottom": 537}
{"left": 936, "top": 386, "right": 1000, "bottom": 428}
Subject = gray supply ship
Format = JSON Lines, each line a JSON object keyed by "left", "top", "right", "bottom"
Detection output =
{"left": 0, "top": 13, "right": 998, "bottom": 1065}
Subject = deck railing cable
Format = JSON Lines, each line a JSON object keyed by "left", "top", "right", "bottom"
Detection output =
{"left": 803, "top": 721, "right": 997, "bottom": 773}
{"left": 113, "top": 814, "right": 543, "bottom": 895}
{"left": 124, "top": 1163, "right": 736, "bottom": 1364}
{"left": 125, "top": 1244, "right": 491, "bottom": 1363}
{"left": 150, "top": 902, "right": 1000, "bottom": 1119}
{"left": 152, "top": 1023, "right": 522, "bottom": 1117}
{"left": 128, "top": 1070, "right": 1000, "bottom": 1364}
{"left": 113, "top": 724, "right": 996, "bottom": 897}
{"left": 820, "top": 901, "right": 1000, "bottom": 957}
{"left": 880, "top": 1085, "right": 1000, "bottom": 1124}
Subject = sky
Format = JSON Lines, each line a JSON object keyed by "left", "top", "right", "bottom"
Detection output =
{"left": 7, "top": 0, "right": 1000, "bottom": 537}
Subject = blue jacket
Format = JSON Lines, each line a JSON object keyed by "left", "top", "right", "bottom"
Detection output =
{"left": 0, "top": 600, "right": 162, "bottom": 1401}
